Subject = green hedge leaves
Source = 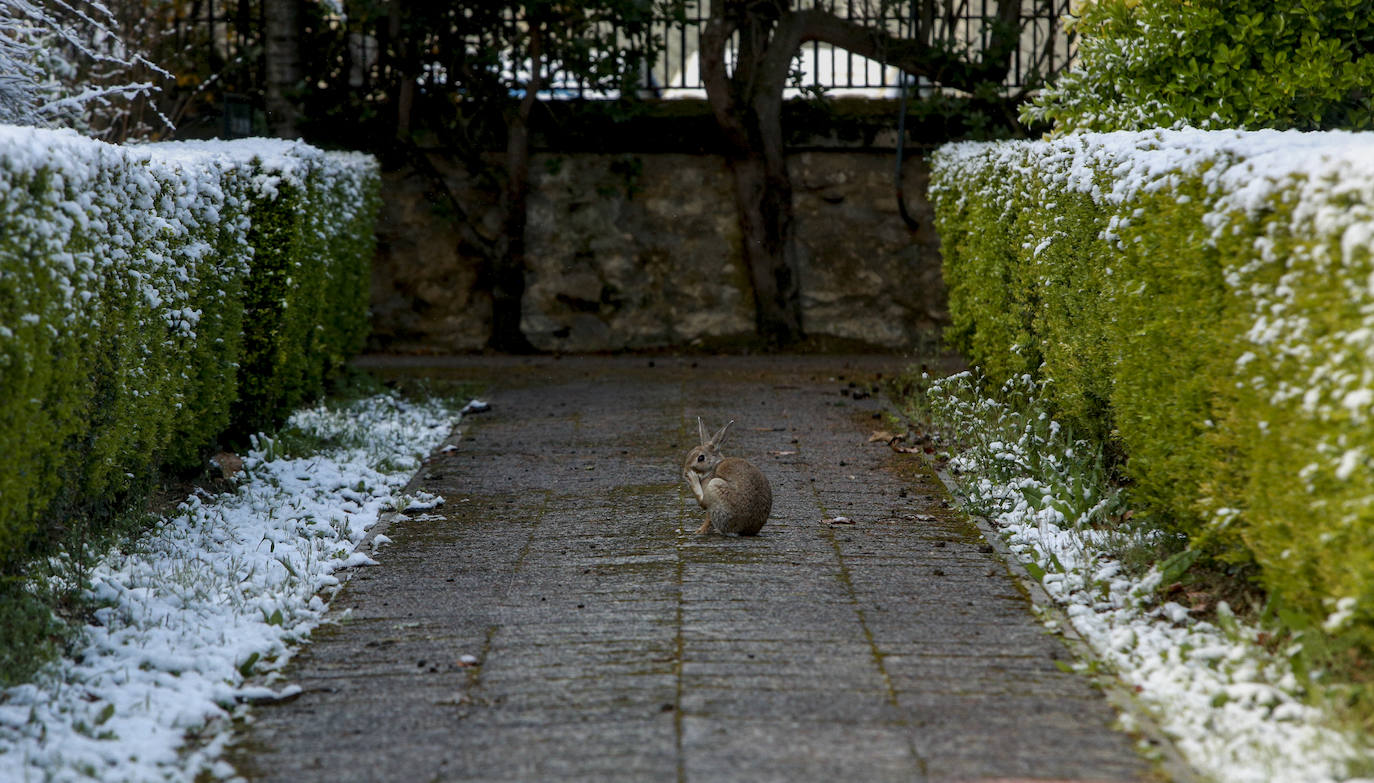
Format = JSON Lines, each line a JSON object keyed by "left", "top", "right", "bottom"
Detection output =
{"left": 1025, "top": 0, "right": 1374, "bottom": 134}
{"left": 0, "top": 129, "right": 380, "bottom": 571}
{"left": 931, "top": 129, "right": 1374, "bottom": 649}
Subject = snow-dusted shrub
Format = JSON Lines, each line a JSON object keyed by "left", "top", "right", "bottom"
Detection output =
{"left": 0, "top": 127, "right": 379, "bottom": 569}
{"left": 0, "top": 129, "right": 109, "bottom": 567}
{"left": 320, "top": 152, "right": 382, "bottom": 373}
{"left": 151, "top": 141, "right": 383, "bottom": 435}
{"left": 1024, "top": 0, "right": 1374, "bottom": 134}
{"left": 931, "top": 129, "right": 1374, "bottom": 649}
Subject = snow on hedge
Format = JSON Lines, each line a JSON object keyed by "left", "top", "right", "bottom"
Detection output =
{"left": 931, "top": 129, "right": 1374, "bottom": 658}
{"left": 0, "top": 125, "right": 379, "bottom": 571}
{"left": 0, "top": 393, "right": 462, "bottom": 782}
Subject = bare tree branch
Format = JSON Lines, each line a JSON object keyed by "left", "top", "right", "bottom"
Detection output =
{"left": 0, "top": 0, "right": 170, "bottom": 134}
{"left": 701, "top": 4, "right": 749, "bottom": 151}
{"left": 784, "top": 3, "right": 1020, "bottom": 92}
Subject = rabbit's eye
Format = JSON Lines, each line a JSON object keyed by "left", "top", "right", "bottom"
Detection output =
{"left": 697, "top": 455, "right": 705, "bottom": 462}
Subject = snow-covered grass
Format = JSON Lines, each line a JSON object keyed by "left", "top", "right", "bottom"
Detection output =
{"left": 0, "top": 390, "right": 463, "bottom": 783}
{"left": 902, "top": 369, "right": 1374, "bottom": 783}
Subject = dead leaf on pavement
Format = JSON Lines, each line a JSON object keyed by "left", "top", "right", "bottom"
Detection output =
{"left": 869, "top": 429, "right": 926, "bottom": 454}
{"left": 210, "top": 451, "right": 243, "bottom": 480}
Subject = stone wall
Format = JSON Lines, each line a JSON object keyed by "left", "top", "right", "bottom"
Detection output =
{"left": 369, "top": 149, "right": 946, "bottom": 353}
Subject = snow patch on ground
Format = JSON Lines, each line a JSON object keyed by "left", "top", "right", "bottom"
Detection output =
{"left": 928, "top": 372, "right": 1374, "bottom": 783}
{"left": 0, "top": 392, "right": 458, "bottom": 782}
{"left": 985, "top": 475, "right": 1371, "bottom": 782}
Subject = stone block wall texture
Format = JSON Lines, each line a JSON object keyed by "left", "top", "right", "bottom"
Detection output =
{"left": 369, "top": 151, "right": 946, "bottom": 352}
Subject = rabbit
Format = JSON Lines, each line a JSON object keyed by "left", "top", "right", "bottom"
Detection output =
{"left": 683, "top": 418, "right": 772, "bottom": 535}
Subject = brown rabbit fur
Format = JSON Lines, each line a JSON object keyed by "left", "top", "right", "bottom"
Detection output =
{"left": 683, "top": 418, "right": 772, "bottom": 535}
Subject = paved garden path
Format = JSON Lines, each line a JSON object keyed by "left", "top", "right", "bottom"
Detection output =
{"left": 230, "top": 355, "right": 1165, "bottom": 782}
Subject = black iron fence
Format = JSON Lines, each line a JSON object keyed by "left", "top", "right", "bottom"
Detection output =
{"left": 149, "top": 0, "right": 1075, "bottom": 136}
{"left": 635, "top": 0, "right": 1075, "bottom": 98}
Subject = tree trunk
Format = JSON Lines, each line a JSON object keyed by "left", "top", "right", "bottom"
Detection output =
{"left": 701, "top": 1, "right": 1023, "bottom": 347}
{"left": 263, "top": 0, "right": 303, "bottom": 138}
{"left": 387, "top": 0, "right": 415, "bottom": 140}
{"left": 702, "top": 4, "right": 805, "bottom": 347}
{"left": 727, "top": 120, "right": 804, "bottom": 347}
{"left": 488, "top": 21, "right": 544, "bottom": 354}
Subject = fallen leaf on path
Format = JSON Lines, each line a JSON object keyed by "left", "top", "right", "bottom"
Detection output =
{"left": 869, "top": 430, "right": 927, "bottom": 454}
{"left": 1186, "top": 591, "right": 1212, "bottom": 614}
{"left": 209, "top": 451, "right": 243, "bottom": 480}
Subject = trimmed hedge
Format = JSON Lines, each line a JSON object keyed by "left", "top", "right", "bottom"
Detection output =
{"left": 931, "top": 129, "right": 1374, "bottom": 648}
{"left": 0, "top": 127, "right": 380, "bottom": 571}
{"left": 164, "top": 142, "right": 385, "bottom": 436}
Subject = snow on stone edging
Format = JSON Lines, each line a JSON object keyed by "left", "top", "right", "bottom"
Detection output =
{"left": 0, "top": 392, "right": 467, "bottom": 783}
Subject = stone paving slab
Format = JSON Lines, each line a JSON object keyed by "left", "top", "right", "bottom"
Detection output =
{"left": 229, "top": 355, "right": 1164, "bottom": 782}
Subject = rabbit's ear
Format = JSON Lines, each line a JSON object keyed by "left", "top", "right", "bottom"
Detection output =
{"left": 710, "top": 420, "right": 734, "bottom": 448}
{"left": 697, "top": 417, "right": 710, "bottom": 445}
